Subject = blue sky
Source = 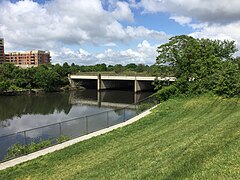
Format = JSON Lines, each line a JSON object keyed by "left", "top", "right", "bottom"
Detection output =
{"left": 1, "top": 0, "right": 240, "bottom": 65}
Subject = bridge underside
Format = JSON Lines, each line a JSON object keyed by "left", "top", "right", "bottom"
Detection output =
{"left": 135, "top": 80, "right": 155, "bottom": 92}
{"left": 100, "top": 80, "right": 134, "bottom": 91}
{"left": 74, "top": 79, "right": 97, "bottom": 89}
{"left": 70, "top": 79, "right": 156, "bottom": 92}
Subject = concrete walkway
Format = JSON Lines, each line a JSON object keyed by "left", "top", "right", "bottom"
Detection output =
{"left": 0, "top": 105, "right": 157, "bottom": 171}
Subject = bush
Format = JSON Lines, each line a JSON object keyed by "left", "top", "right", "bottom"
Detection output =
{"left": 27, "top": 139, "right": 52, "bottom": 154}
{"left": 56, "top": 135, "right": 70, "bottom": 143}
{"left": 4, "top": 143, "right": 26, "bottom": 160}
{"left": 156, "top": 84, "right": 177, "bottom": 101}
{"left": 5, "top": 139, "right": 52, "bottom": 160}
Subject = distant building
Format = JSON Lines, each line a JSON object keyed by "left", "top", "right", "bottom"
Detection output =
{"left": 0, "top": 38, "right": 51, "bottom": 67}
{"left": 0, "top": 38, "right": 5, "bottom": 64}
{"left": 5, "top": 50, "right": 51, "bottom": 66}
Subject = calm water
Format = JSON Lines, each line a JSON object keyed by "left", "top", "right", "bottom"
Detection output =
{"left": 0, "top": 90, "right": 152, "bottom": 161}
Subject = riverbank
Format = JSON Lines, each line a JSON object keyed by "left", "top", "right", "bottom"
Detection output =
{"left": 0, "top": 95, "right": 239, "bottom": 179}
{"left": 0, "top": 85, "right": 81, "bottom": 96}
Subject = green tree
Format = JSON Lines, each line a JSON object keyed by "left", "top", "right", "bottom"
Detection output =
{"left": 113, "top": 64, "right": 124, "bottom": 73}
{"left": 125, "top": 63, "right": 137, "bottom": 71}
{"left": 156, "top": 35, "right": 239, "bottom": 98}
{"left": 136, "top": 64, "right": 147, "bottom": 73}
{"left": 94, "top": 63, "right": 107, "bottom": 71}
{"left": 33, "top": 66, "right": 61, "bottom": 90}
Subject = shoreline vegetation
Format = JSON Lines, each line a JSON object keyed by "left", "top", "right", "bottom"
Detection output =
{"left": 0, "top": 62, "right": 171, "bottom": 96}
{"left": 0, "top": 95, "right": 239, "bottom": 179}
{"left": 0, "top": 85, "right": 78, "bottom": 96}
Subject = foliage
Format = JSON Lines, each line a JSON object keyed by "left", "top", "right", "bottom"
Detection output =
{"left": 33, "top": 65, "right": 61, "bottom": 90}
{"left": 4, "top": 143, "right": 26, "bottom": 160}
{"left": 27, "top": 139, "right": 52, "bottom": 153}
{"left": 213, "top": 61, "right": 240, "bottom": 97}
{"left": 0, "top": 80, "right": 10, "bottom": 92}
{"left": 155, "top": 35, "right": 240, "bottom": 100}
{"left": 136, "top": 102, "right": 156, "bottom": 114}
{"left": 113, "top": 64, "right": 124, "bottom": 73}
{"left": 155, "top": 84, "right": 177, "bottom": 101}
{"left": 0, "top": 95, "right": 239, "bottom": 179}
{"left": 136, "top": 95, "right": 159, "bottom": 114}
{"left": 56, "top": 135, "right": 70, "bottom": 143}
{"left": 4, "top": 139, "right": 52, "bottom": 160}
{"left": 4, "top": 135, "right": 70, "bottom": 160}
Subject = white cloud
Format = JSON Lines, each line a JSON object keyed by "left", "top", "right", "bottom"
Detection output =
{"left": 0, "top": 0, "right": 168, "bottom": 48}
{"left": 140, "top": 0, "right": 240, "bottom": 24}
{"left": 189, "top": 22, "right": 240, "bottom": 56}
{"left": 53, "top": 40, "right": 158, "bottom": 65}
{"left": 104, "top": 42, "right": 117, "bottom": 47}
{"left": 170, "top": 16, "right": 192, "bottom": 25}
{"left": 111, "top": 1, "right": 134, "bottom": 22}
{"left": 125, "top": 26, "right": 169, "bottom": 41}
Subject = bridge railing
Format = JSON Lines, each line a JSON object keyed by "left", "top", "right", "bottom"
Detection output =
{"left": 73, "top": 71, "right": 151, "bottom": 76}
{"left": 0, "top": 94, "right": 159, "bottom": 163}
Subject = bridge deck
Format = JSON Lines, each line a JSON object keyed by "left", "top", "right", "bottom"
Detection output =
{"left": 70, "top": 75, "right": 176, "bottom": 81}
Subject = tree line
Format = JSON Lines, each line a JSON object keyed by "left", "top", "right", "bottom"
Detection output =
{"left": 0, "top": 62, "right": 172, "bottom": 93}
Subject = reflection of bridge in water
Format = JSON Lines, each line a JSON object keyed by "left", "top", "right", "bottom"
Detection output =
{"left": 69, "top": 90, "right": 152, "bottom": 109}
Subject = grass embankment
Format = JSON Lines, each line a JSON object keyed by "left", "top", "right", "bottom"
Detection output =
{"left": 0, "top": 95, "right": 239, "bottom": 179}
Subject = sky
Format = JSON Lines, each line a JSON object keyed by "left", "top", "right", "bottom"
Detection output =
{"left": 1, "top": 0, "right": 240, "bottom": 65}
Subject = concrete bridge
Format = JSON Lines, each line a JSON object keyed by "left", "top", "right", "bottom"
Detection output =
{"left": 69, "top": 74, "right": 176, "bottom": 92}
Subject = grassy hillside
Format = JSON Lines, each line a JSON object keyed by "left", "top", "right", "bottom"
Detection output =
{"left": 0, "top": 95, "right": 239, "bottom": 179}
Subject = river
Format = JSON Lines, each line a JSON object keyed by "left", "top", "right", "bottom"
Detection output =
{"left": 0, "top": 90, "right": 153, "bottom": 161}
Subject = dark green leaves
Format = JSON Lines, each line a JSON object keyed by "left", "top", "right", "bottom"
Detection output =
{"left": 156, "top": 35, "right": 239, "bottom": 98}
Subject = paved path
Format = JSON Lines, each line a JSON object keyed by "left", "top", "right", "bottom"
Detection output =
{"left": 0, "top": 105, "right": 157, "bottom": 171}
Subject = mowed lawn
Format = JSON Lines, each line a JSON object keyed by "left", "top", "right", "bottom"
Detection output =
{"left": 0, "top": 95, "right": 239, "bottom": 179}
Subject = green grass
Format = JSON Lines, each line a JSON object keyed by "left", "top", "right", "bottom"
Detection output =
{"left": 0, "top": 95, "right": 239, "bottom": 179}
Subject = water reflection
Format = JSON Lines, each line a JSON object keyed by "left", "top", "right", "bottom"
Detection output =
{"left": 0, "top": 90, "right": 152, "bottom": 133}
{"left": 0, "top": 90, "right": 153, "bottom": 161}
{"left": 0, "top": 93, "right": 72, "bottom": 121}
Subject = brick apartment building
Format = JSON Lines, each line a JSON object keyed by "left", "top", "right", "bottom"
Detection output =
{"left": 0, "top": 38, "right": 51, "bottom": 67}
{"left": 0, "top": 38, "right": 4, "bottom": 64}
{"left": 5, "top": 50, "right": 51, "bottom": 67}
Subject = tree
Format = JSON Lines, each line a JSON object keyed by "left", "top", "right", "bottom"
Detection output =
{"left": 155, "top": 35, "right": 239, "bottom": 98}
{"left": 94, "top": 63, "right": 107, "bottom": 71}
{"left": 33, "top": 66, "right": 61, "bottom": 90}
{"left": 157, "top": 35, "right": 237, "bottom": 78}
{"left": 125, "top": 63, "right": 137, "bottom": 71}
{"left": 136, "top": 64, "right": 147, "bottom": 73}
{"left": 113, "top": 64, "right": 124, "bottom": 73}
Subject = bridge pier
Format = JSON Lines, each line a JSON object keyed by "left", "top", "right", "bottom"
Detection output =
{"left": 97, "top": 74, "right": 101, "bottom": 91}
{"left": 68, "top": 74, "right": 76, "bottom": 88}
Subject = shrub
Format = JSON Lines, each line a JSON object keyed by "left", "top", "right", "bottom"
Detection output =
{"left": 5, "top": 139, "right": 52, "bottom": 160}
{"left": 4, "top": 143, "right": 26, "bottom": 160}
{"left": 56, "top": 135, "right": 70, "bottom": 143}
{"left": 156, "top": 84, "right": 177, "bottom": 101}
